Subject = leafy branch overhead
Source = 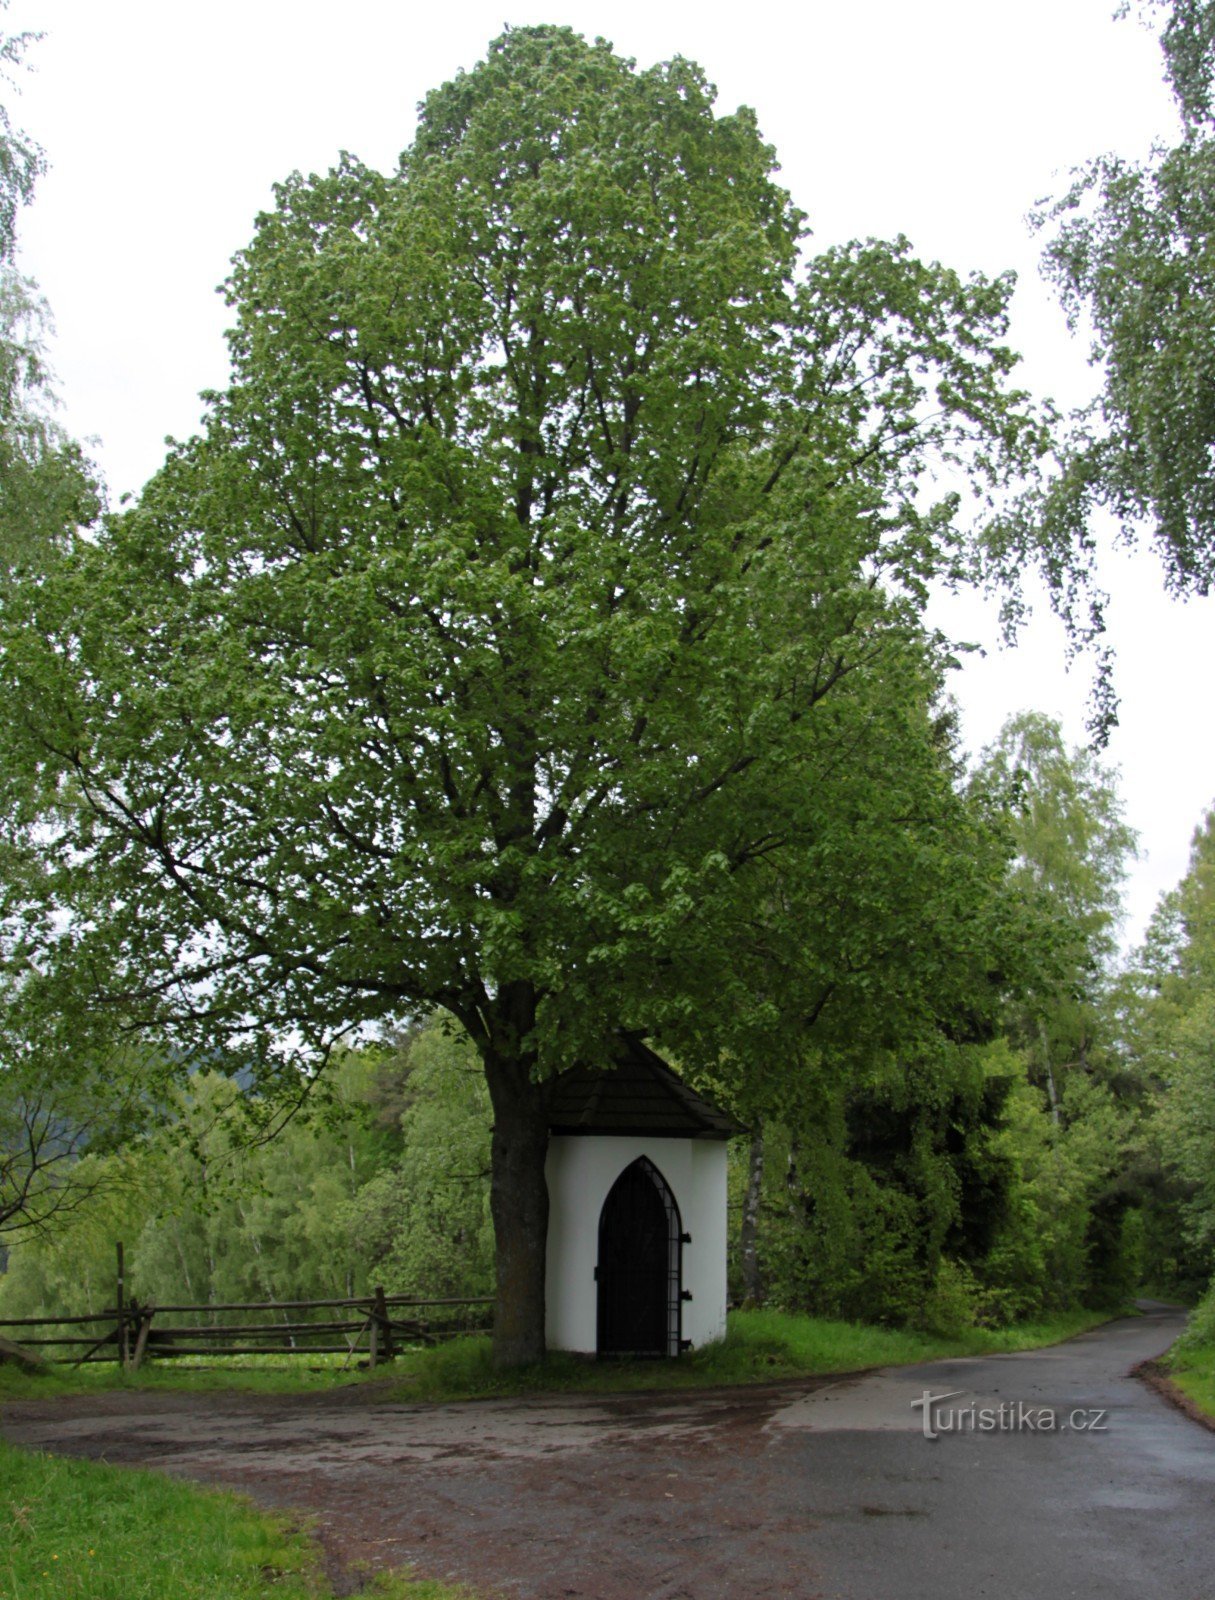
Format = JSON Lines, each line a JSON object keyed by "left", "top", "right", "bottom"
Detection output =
{"left": 0, "top": 3, "right": 99, "bottom": 577}
{"left": 1036, "top": 0, "right": 1215, "bottom": 598}
{"left": 0, "top": 26, "right": 1062, "bottom": 1361}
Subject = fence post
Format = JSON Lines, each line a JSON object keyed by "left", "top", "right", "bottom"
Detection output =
{"left": 129, "top": 1304, "right": 156, "bottom": 1372}
{"left": 115, "top": 1241, "right": 128, "bottom": 1368}
{"left": 369, "top": 1286, "right": 394, "bottom": 1369}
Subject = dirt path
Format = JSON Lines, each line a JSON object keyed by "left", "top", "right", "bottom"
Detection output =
{"left": 4, "top": 1305, "right": 1213, "bottom": 1599}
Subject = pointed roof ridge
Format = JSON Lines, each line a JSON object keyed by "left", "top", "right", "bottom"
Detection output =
{"left": 545, "top": 1033, "right": 743, "bottom": 1140}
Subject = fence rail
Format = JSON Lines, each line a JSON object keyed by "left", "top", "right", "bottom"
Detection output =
{"left": 0, "top": 1281, "right": 493, "bottom": 1371}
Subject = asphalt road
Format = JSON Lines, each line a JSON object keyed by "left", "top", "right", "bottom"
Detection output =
{"left": 3, "top": 1303, "right": 1211, "bottom": 1599}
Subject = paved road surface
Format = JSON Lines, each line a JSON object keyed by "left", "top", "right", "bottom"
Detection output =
{"left": 3, "top": 1303, "right": 1211, "bottom": 1598}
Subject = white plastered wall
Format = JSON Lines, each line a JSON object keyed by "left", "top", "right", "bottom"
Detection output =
{"left": 544, "top": 1134, "right": 729, "bottom": 1354}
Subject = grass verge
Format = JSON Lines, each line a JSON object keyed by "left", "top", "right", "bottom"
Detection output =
{"left": 0, "top": 1305, "right": 1124, "bottom": 1408}
{"left": 0, "top": 1438, "right": 470, "bottom": 1600}
{"left": 1163, "top": 1339, "right": 1215, "bottom": 1422}
{"left": 0, "top": 1352, "right": 386, "bottom": 1402}
{"left": 377, "top": 1306, "right": 1123, "bottom": 1403}
{"left": 0, "top": 1304, "right": 1128, "bottom": 1600}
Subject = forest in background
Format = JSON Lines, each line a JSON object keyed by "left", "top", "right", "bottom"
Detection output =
{"left": 3, "top": 0, "right": 1215, "bottom": 1361}
{"left": 4, "top": 708, "right": 1214, "bottom": 1343}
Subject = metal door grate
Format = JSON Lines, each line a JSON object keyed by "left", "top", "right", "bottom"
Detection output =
{"left": 596, "top": 1157, "right": 682, "bottom": 1357}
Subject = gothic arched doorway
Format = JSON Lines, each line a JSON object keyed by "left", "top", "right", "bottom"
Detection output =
{"left": 596, "top": 1157, "right": 683, "bottom": 1357}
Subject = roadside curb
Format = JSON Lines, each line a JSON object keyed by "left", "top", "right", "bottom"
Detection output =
{"left": 1131, "top": 1358, "right": 1215, "bottom": 1435}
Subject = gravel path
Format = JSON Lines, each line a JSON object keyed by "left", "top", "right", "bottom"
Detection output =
{"left": 4, "top": 1303, "right": 1211, "bottom": 1599}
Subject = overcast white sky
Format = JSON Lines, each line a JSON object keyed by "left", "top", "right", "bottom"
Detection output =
{"left": 6, "top": 0, "right": 1214, "bottom": 949}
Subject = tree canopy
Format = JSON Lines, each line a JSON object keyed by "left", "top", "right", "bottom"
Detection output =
{"left": 972, "top": 711, "right": 1137, "bottom": 1076}
{"left": 0, "top": 26, "right": 1057, "bottom": 1361}
{"left": 0, "top": 3, "right": 42, "bottom": 264}
{"left": 0, "top": 8, "right": 113, "bottom": 1241}
{"left": 0, "top": 4, "right": 98, "bottom": 576}
{"left": 1036, "top": 0, "right": 1215, "bottom": 595}
{"left": 1125, "top": 808, "right": 1215, "bottom": 1274}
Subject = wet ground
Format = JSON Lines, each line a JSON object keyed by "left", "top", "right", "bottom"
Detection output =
{"left": 3, "top": 1303, "right": 1212, "bottom": 1599}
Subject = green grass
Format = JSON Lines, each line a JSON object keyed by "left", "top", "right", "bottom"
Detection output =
{"left": 1164, "top": 1338, "right": 1215, "bottom": 1421}
{"left": 958, "top": 1307, "right": 1130, "bottom": 1355}
{"left": 0, "top": 1305, "right": 1125, "bottom": 1408}
{"left": 0, "top": 1305, "right": 1130, "bottom": 1600}
{"left": 1158, "top": 1288, "right": 1215, "bottom": 1423}
{"left": 378, "top": 1304, "right": 1124, "bottom": 1403}
{"left": 0, "top": 1439, "right": 471, "bottom": 1600}
{"left": 0, "top": 1351, "right": 389, "bottom": 1404}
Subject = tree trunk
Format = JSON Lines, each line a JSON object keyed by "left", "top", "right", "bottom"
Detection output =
{"left": 1039, "top": 1019, "right": 1061, "bottom": 1128}
{"left": 786, "top": 1132, "right": 802, "bottom": 1208}
{"left": 484, "top": 1050, "right": 550, "bottom": 1368}
{"left": 739, "top": 1118, "right": 765, "bottom": 1307}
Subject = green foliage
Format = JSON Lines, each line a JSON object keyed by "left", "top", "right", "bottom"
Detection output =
{"left": 743, "top": 1043, "right": 1025, "bottom": 1331}
{"left": 0, "top": 26, "right": 1057, "bottom": 1359}
{"left": 1166, "top": 1283, "right": 1215, "bottom": 1421}
{"left": 971, "top": 714, "right": 1148, "bottom": 1314}
{"left": 974, "top": 712, "right": 1134, "bottom": 972}
{"left": 1175, "top": 1281, "right": 1215, "bottom": 1350}
{"left": 0, "top": 6, "right": 98, "bottom": 575}
{"left": 982, "top": 1068, "right": 1144, "bottom": 1316}
{"left": 1035, "top": 0, "right": 1215, "bottom": 597}
{"left": 0, "top": 269, "right": 100, "bottom": 572}
{"left": 0, "top": 2, "right": 43, "bottom": 263}
{"left": 1, "top": 1183, "right": 151, "bottom": 1319}
{"left": 1126, "top": 808, "right": 1215, "bottom": 1287}
{"left": 0, "top": 1016, "right": 157, "bottom": 1242}
{"left": 132, "top": 1068, "right": 392, "bottom": 1308}
{"left": 750, "top": 1038, "right": 1145, "bottom": 1332}
{"left": 345, "top": 1019, "right": 493, "bottom": 1300}
{"left": 0, "top": 1018, "right": 492, "bottom": 1323}
{"left": 0, "top": 48, "right": 1045, "bottom": 1079}
{"left": 736, "top": 712, "right": 1156, "bottom": 1331}
{"left": 0, "top": 5, "right": 104, "bottom": 1246}
{"left": 970, "top": 713, "right": 1135, "bottom": 1100}
{"left": 752, "top": 1053, "right": 1144, "bottom": 1328}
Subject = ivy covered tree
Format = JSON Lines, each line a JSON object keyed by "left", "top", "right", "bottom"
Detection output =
{"left": 0, "top": 27, "right": 1054, "bottom": 1363}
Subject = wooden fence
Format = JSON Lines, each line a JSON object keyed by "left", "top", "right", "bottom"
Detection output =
{"left": 0, "top": 1287, "right": 493, "bottom": 1371}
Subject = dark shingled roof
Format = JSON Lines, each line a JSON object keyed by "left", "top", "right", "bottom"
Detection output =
{"left": 546, "top": 1035, "right": 742, "bottom": 1140}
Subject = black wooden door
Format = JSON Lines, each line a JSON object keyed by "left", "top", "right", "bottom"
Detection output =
{"left": 597, "top": 1158, "right": 681, "bottom": 1357}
